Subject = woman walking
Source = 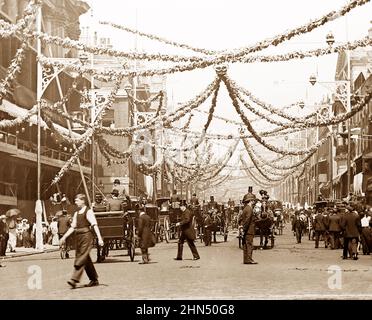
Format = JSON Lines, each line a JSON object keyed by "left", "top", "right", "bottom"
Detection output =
{"left": 59, "top": 194, "right": 104, "bottom": 288}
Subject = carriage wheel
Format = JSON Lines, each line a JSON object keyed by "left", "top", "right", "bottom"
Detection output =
{"left": 164, "top": 217, "right": 170, "bottom": 243}
{"left": 129, "top": 241, "right": 135, "bottom": 262}
{"left": 104, "top": 244, "right": 110, "bottom": 257}
{"left": 158, "top": 225, "right": 164, "bottom": 242}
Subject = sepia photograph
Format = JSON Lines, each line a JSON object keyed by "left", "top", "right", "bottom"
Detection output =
{"left": 0, "top": 0, "right": 372, "bottom": 305}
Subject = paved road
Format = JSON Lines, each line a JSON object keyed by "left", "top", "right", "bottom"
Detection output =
{"left": 1, "top": 224, "right": 372, "bottom": 299}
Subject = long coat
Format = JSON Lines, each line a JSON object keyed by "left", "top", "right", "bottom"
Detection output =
{"left": 340, "top": 212, "right": 361, "bottom": 238}
{"left": 179, "top": 208, "right": 196, "bottom": 240}
{"left": 313, "top": 213, "right": 326, "bottom": 231}
{"left": 240, "top": 204, "right": 255, "bottom": 236}
{"left": 138, "top": 213, "right": 155, "bottom": 249}
{"left": 328, "top": 214, "right": 341, "bottom": 232}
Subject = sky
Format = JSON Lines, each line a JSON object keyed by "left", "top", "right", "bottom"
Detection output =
{"left": 79, "top": 0, "right": 371, "bottom": 199}
{"left": 80, "top": 0, "right": 371, "bottom": 105}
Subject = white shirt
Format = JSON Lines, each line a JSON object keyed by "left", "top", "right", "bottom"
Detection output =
{"left": 361, "top": 216, "right": 371, "bottom": 227}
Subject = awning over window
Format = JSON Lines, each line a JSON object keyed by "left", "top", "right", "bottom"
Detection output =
{"left": 332, "top": 168, "right": 348, "bottom": 185}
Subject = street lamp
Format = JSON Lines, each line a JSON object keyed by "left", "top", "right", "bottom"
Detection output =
{"left": 308, "top": 32, "right": 351, "bottom": 198}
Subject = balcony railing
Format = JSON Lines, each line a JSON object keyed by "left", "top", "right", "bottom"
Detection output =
{"left": 0, "top": 130, "right": 17, "bottom": 146}
{"left": 0, "top": 130, "right": 90, "bottom": 167}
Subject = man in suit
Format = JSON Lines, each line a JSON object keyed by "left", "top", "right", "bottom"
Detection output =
{"left": 138, "top": 210, "right": 155, "bottom": 264}
{"left": 174, "top": 200, "right": 200, "bottom": 260}
{"left": 313, "top": 208, "right": 326, "bottom": 248}
{"left": 240, "top": 192, "right": 258, "bottom": 264}
{"left": 292, "top": 211, "right": 305, "bottom": 244}
{"left": 340, "top": 206, "right": 361, "bottom": 260}
{"left": 328, "top": 208, "right": 342, "bottom": 250}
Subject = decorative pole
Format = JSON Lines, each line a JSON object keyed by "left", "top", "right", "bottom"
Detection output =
{"left": 35, "top": 4, "right": 44, "bottom": 252}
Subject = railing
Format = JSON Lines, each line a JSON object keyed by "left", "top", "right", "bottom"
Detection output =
{"left": 0, "top": 130, "right": 17, "bottom": 146}
{"left": 0, "top": 130, "right": 90, "bottom": 167}
{"left": 0, "top": 181, "right": 17, "bottom": 197}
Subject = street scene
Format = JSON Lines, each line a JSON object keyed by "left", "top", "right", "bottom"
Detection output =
{"left": 0, "top": 0, "right": 372, "bottom": 301}
{"left": 3, "top": 226, "right": 372, "bottom": 300}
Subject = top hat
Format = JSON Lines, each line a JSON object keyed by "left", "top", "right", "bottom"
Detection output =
{"left": 242, "top": 193, "right": 256, "bottom": 203}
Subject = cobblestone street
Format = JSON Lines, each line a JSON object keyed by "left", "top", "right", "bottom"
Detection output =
{"left": 1, "top": 224, "right": 372, "bottom": 300}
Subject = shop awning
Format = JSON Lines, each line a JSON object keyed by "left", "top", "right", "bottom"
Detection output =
{"left": 332, "top": 168, "right": 348, "bottom": 185}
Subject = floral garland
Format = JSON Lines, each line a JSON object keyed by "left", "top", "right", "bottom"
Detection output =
{"left": 99, "top": 0, "right": 368, "bottom": 66}
{"left": 51, "top": 76, "right": 123, "bottom": 185}
{"left": 237, "top": 36, "right": 372, "bottom": 64}
{"left": 1, "top": 0, "right": 369, "bottom": 80}
{"left": 242, "top": 137, "right": 306, "bottom": 182}
{"left": 0, "top": 105, "right": 37, "bottom": 129}
{"left": 98, "top": 77, "right": 220, "bottom": 136}
{"left": 247, "top": 141, "right": 316, "bottom": 171}
{"left": 99, "top": 21, "right": 217, "bottom": 56}
{"left": 0, "top": 0, "right": 40, "bottom": 100}
{"left": 96, "top": 135, "right": 135, "bottom": 159}
{"left": 241, "top": 157, "right": 281, "bottom": 188}
{"left": 232, "top": 79, "right": 320, "bottom": 124}
{"left": 221, "top": 73, "right": 332, "bottom": 156}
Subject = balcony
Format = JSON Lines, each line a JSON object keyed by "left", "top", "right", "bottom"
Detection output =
{"left": 0, "top": 130, "right": 91, "bottom": 172}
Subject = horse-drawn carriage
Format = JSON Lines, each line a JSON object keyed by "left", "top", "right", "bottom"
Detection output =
{"left": 94, "top": 196, "right": 140, "bottom": 263}
{"left": 202, "top": 202, "right": 229, "bottom": 244}
{"left": 238, "top": 206, "right": 275, "bottom": 250}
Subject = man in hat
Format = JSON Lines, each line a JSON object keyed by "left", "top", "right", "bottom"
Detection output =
{"left": 112, "top": 178, "right": 127, "bottom": 199}
{"left": 0, "top": 214, "right": 9, "bottom": 256}
{"left": 240, "top": 192, "right": 258, "bottom": 264}
{"left": 174, "top": 200, "right": 200, "bottom": 260}
{"left": 340, "top": 205, "right": 361, "bottom": 260}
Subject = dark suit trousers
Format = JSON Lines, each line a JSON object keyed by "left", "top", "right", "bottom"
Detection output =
{"left": 314, "top": 231, "right": 325, "bottom": 248}
{"left": 71, "top": 231, "right": 98, "bottom": 282}
{"left": 0, "top": 234, "right": 8, "bottom": 256}
{"left": 343, "top": 237, "right": 358, "bottom": 258}
{"left": 329, "top": 231, "right": 340, "bottom": 249}
{"left": 178, "top": 232, "right": 199, "bottom": 259}
{"left": 243, "top": 234, "right": 254, "bottom": 263}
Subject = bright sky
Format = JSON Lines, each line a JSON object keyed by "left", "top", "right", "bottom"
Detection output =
{"left": 80, "top": 0, "right": 371, "bottom": 106}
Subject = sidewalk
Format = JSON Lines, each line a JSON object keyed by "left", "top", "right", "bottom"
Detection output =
{"left": 1, "top": 244, "right": 60, "bottom": 260}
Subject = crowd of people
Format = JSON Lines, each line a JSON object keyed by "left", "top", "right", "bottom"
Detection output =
{"left": 290, "top": 197, "right": 372, "bottom": 260}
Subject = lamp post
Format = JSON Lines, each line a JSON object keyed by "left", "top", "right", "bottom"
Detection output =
{"left": 35, "top": 5, "right": 93, "bottom": 251}
{"left": 309, "top": 31, "right": 351, "bottom": 197}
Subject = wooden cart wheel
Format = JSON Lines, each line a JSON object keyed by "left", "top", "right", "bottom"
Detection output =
{"left": 129, "top": 241, "right": 135, "bottom": 261}
{"left": 164, "top": 217, "right": 170, "bottom": 243}
{"left": 158, "top": 225, "right": 164, "bottom": 242}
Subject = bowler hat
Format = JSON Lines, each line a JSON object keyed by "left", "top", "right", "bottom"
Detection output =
{"left": 113, "top": 179, "right": 120, "bottom": 184}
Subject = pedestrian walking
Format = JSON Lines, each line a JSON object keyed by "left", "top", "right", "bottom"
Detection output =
{"left": 137, "top": 210, "right": 156, "bottom": 264}
{"left": 174, "top": 200, "right": 200, "bottom": 261}
{"left": 340, "top": 206, "right": 361, "bottom": 260}
{"left": 59, "top": 194, "right": 104, "bottom": 288}
{"left": 240, "top": 192, "right": 258, "bottom": 264}
{"left": 0, "top": 215, "right": 9, "bottom": 256}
